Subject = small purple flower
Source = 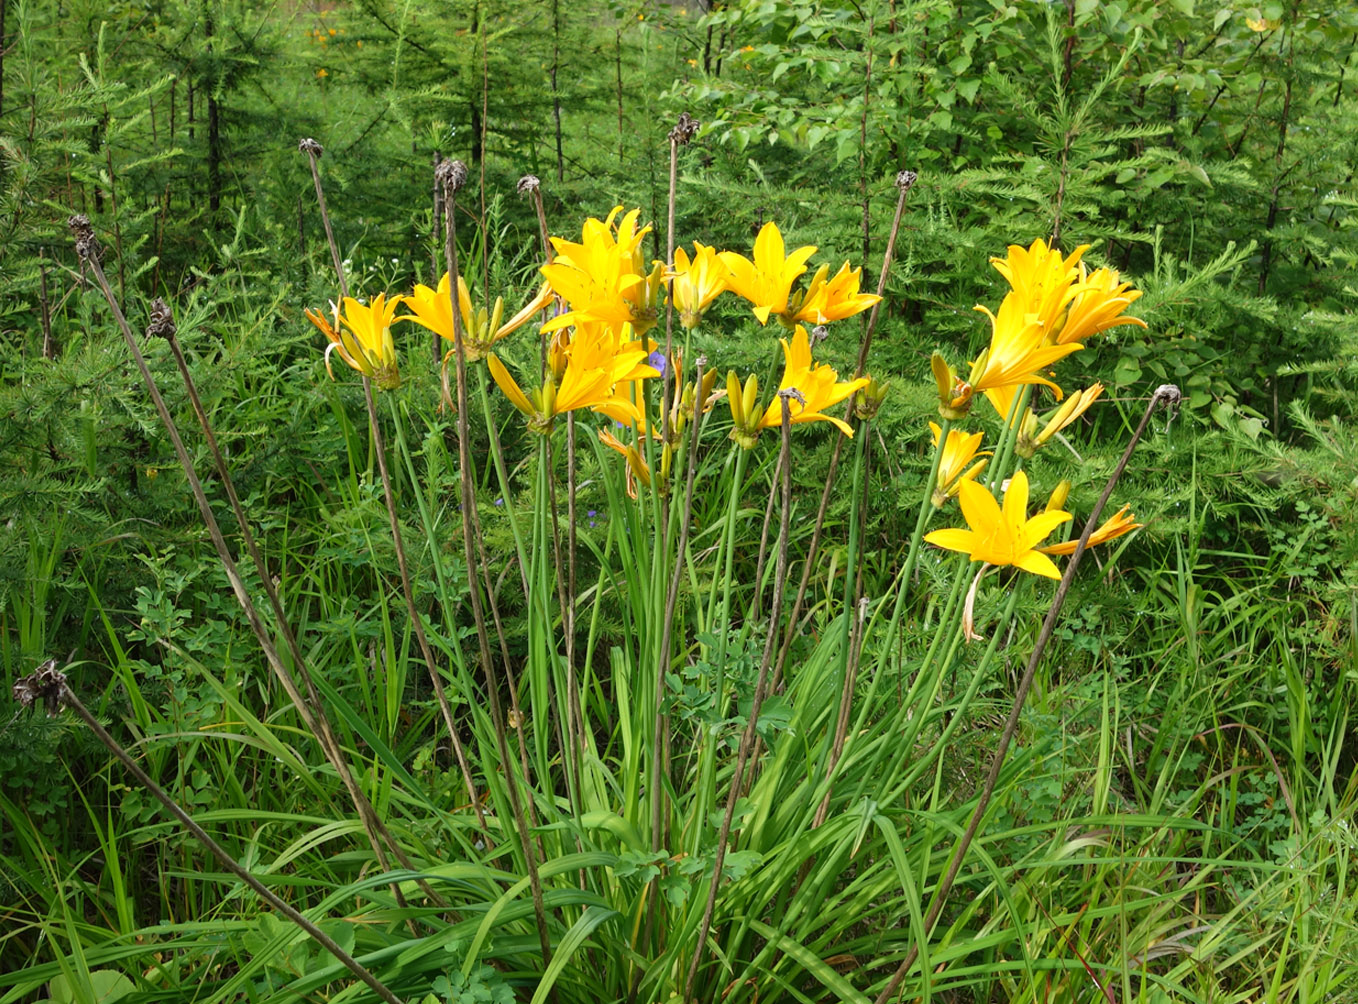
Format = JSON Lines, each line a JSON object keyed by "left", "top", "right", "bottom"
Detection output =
{"left": 648, "top": 351, "right": 668, "bottom": 378}
{"left": 494, "top": 497, "right": 504, "bottom": 507}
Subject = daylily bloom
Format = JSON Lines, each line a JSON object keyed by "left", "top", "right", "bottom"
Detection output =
{"left": 924, "top": 469, "right": 1072, "bottom": 579}
{"left": 487, "top": 320, "right": 658, "bottom": 433}
{"left": 1051, "top": 265, "right": 1146, "bottom": 345}
{"left": 719, "top": 222, "right": 817, "bottom": 325}
{"left": 726, "top": 326, "right": 868, "bottom": 448}
{"left": 397, "top": 273, "right": 552, "bottom": 362}
{"left": 306, "top": 293, "right": 401, "bottom": 390}
{"left": 929, "top": 422, "right": 990, "bottom": 506}
{"left": 1039, "top": 504, "right": 1142, "bottom": 556}
{"left": 668, "top": 243, "right": 727, "bottom": 329}
{"left": 990, "top": 238, "right": 1088, "bottom": 336}
{"left": 782, "top": 262, "right": 881, "bottom": 327}
{"left": 970, "top": 291, "right": 1084, "bottom": 418}
{"left": 1015, "top": 383, "right": 1104, "bottom": 457}
{"left": 542, "top": 207, "right": 659, "bottom": 335}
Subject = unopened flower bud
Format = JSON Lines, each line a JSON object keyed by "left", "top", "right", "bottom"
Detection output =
{"left": 855, "top": 375, "right": 889, "bottom": 420}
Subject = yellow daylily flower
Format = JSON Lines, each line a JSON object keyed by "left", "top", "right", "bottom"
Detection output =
{"left": 726, "top": 326, "right": 868, "bottom": 448}
{"left": 306, "top": 293, "right": 401, "bottom": 390}
{"left": 1039, "top": 504, "right": 1142, "bottom": 556}
{"left": 487, "top": 320, "right": 658, "bottom": 434}
{"left": 929, "top": 422, "right": 990, "bottom": 507}
{"left": 1016, "top": 383, "right": 1104, "bottom": 457}
{"left": 924, "top": 469, "right": 1072, "bottom": 579}
{"left": 782, "top": 262, "right": 881, "bottom": 327}
{"left": 1052, "top": 265, "right": 1146, "bottom": 345}
{"left": 397, "top": 273, "right": 553, "bottom": 362}
{"left": 719, "top": 221, "right": 817, "bottom": 325}
{"left": 541, "top": 207, "right": 659, "bottom": 336}
{"left": 971, "top": 291, "right": 1084, "bottom": 418}
{"left": 990, "top": 238, "right": 1089, "bottom": 336}
{"left": 669, "top": 243, "right": 727, "bottom": 329}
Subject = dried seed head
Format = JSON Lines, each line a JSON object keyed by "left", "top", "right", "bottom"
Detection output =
{"left": 895, "top": 169, "right": 918, "bottom": 192}
{"left": 436, "top": 159, "right": 469, "bottom": 195}
{"left": 809, "top": 325, "right": 829, "bottom": 347}
{"left": 13, "top": 658, "right": 66, "bottom": 717}
{"left": 146, "top": 298, "right": 176, "bottom": 341}
{"left": 669, "top": 112, "right": 700, "bottom": 145}
{"left": 778, "top": 387, "right": 807, "bottom": 407}
{"left": 298, "top": 137, "right": 324, "bottom": 158}
{"left": 68, "top": 214, "right": 99, "bottom": 261}
{"left": 517, "top": 174, "right": 541, "bottom": 195}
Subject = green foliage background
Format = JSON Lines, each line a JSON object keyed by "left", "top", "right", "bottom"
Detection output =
{"left": 1, "top": 0, "right": 1355, "bottom": 1000}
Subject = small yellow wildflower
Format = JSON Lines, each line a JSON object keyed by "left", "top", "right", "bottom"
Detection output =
{"left": 488, "top": 321, "right": 657, "bottom": 433}
{"left": 924, "top": 470, "right": 1072, "bottom": 579}
{"left": 719, "top": 222, "right": 817, "bottom": 325}
{"left": 306, "top": 294, "right": 400, "bottom": 390}
{"left": 543, "top": 207, "right": 659, "bottom": 336}
{"left": 970, "top": 291, "right": 1084, "bottom": 414}
{"left": 1039, "top": 504, "right": 1142, "bottom": 556}
{"left": 929, "top": 422, "right": 990, "bottom": 507}
{"left": 1015, "top": 383, "right": 1104, "bottom": 457}
{"left": 668, "top": 243, "right": 727, "bottom": 329}
{"left": 726, "top": 326, "right": 868, "bottom": 448}
{"left": 990, "top": 238, "right": 1088, "bottom": 336}
{"left": 1052, "top": 265, "right": 1146, "bottom": 345}
{"left": 398, "top": 273, "right": 552, "bottom": 362}
{"left": 782, "top": 262, "right": 881, "bottom": 328}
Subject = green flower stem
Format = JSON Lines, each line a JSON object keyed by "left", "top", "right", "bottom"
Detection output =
{"left": 846, "top": 561, "right": 970, "bottom": 805}
{"left": 897, "top": 415, "right": 952, "bottom": 607}
{"left": 690, "top": 444, "right": 749, "bottom": 856}
{"left": 819, "top": 421, "right": 869, "bottom": 786}
{"left": 391, "top": 397, "right": 541, "bottom": 841}
{"left": 538, "top": 437, "right": 582, "bottom": 815}
{"left": 476, "top": 366, "right": 532, "bottom": 604}
{"left": 888, "top": 574, "right": 1028, "bottom": 806}
{"left": 987, "top": 385, "right": 1032, "bottom": 492}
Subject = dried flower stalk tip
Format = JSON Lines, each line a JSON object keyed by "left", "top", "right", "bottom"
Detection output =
{"left": 13, "top": 659, "right": 66, "bottom": 716}
{"left": 896, "top": 170, "right": 919, "bottom": 192}
{"left": 298, "top": 138, "right": 324, "bottom": 157}
{"left": 437, "top": 159, "right": 469, "bottom": 195}
{"left": 517, "top": 174, "right": 541, "bottom": 195}
{"left": 68, "top": 214, "right": 99, "bottom": 261}
{"left": 670, "top": 112, "right": 701, "bottom": 145}
{"left": 146, "top": 298, "right": 177, "bottom": 341}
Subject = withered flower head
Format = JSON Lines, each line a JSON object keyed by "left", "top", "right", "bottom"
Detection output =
{"left": 670, "top": 112, "right": 701, "bottom": 145}
{"left": 68, "top": 214, "right": 99, "bottom": 261}
{"left": 146, "top": 298, "right": 177, "bottom": 341}
{"left": 436, "top": 159, "right": 469, "bottom": 195}
{"left": 13, "top": 658, "right": 67, "bottom": 717}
